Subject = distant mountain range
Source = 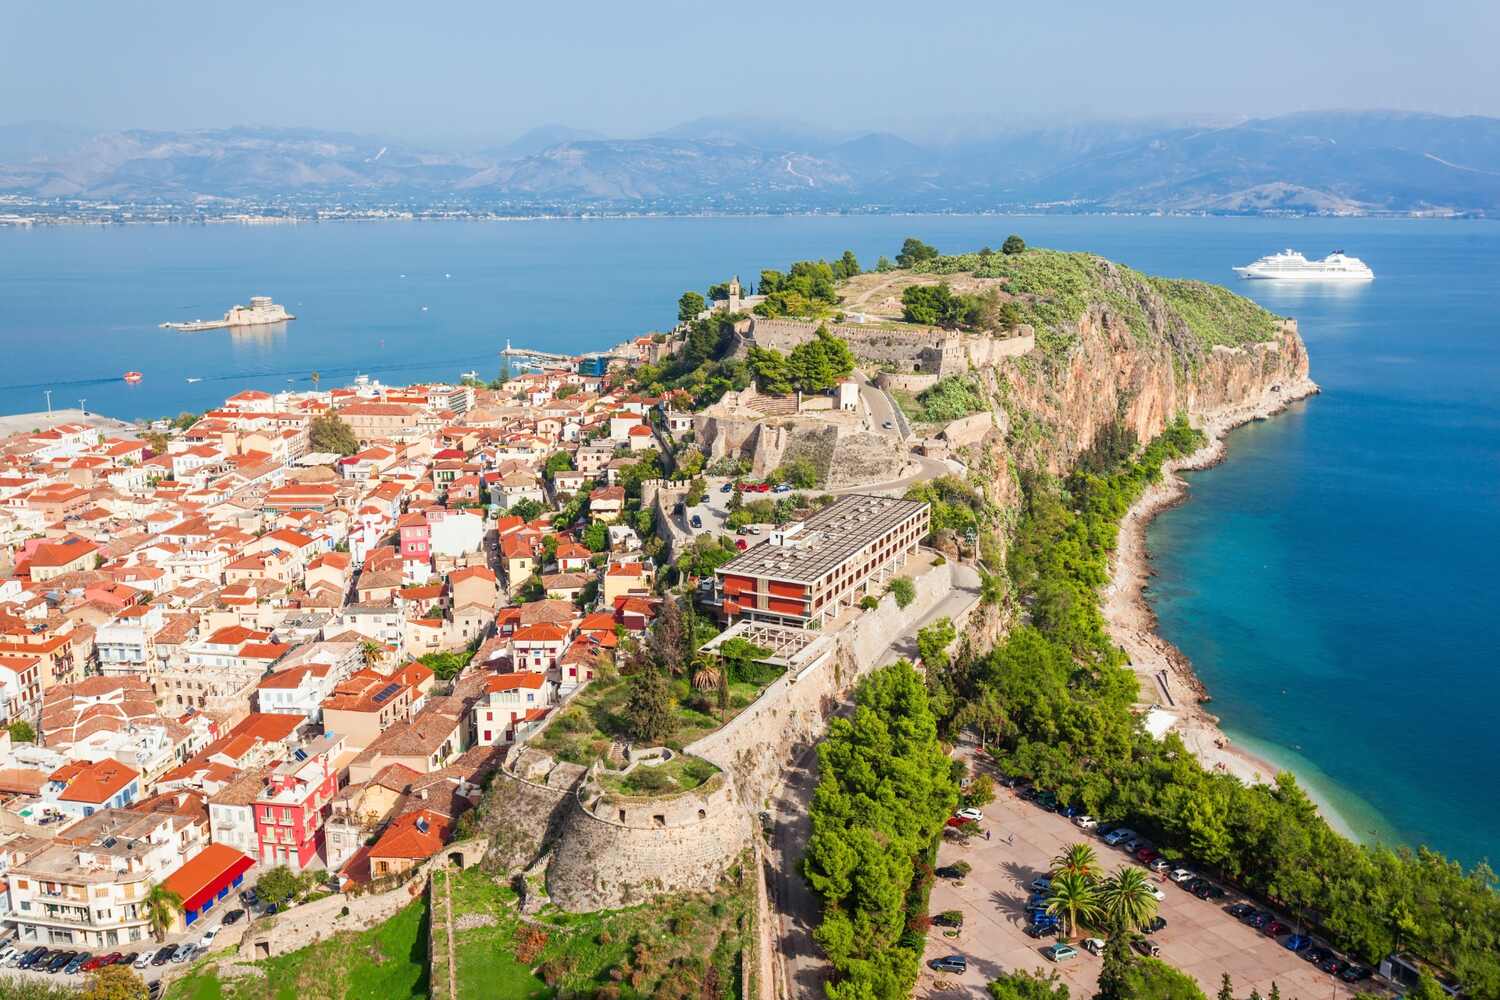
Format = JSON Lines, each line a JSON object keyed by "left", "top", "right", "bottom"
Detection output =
{"left": 3, "top": 111, "right": 1499, "bottom": 216}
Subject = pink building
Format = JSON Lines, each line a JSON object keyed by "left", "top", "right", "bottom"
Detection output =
{"left": 253, "top": 734, "right": 342, "bottom": 870}
{"left": 397, "top": 512, "right": 431, "bottom": 562}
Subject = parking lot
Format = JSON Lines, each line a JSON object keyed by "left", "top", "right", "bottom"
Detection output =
{"left": 918, "top": 759, "right": 1388, "bottom": 999}
{"left": 0, "top": 888, "right": 254, "bottom": 992}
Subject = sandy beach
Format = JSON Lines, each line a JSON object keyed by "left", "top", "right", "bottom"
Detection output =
{"left": 1101, "top": 375, "right": 1359, "bottom": 838}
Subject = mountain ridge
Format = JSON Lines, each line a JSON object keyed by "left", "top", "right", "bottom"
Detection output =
{"left": 2, "top": 110, "right": 1497, "bottom": 215}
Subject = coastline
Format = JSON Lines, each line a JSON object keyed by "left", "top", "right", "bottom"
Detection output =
{"left": 1101, "top": 374, "right": 1362, "bottom": 839}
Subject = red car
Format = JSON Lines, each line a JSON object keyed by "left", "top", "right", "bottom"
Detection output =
{"left": 1264, "top": 921, "right": 1289, "bottom": 937}
{"left": 1135, "top": 847, "right": 1159, "bottom": 863}
{"left": 80, "top": 955, "right": 107, "bottom": 972}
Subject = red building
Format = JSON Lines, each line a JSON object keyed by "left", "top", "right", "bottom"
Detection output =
{"left": 253, "top": 733, "right": 343, "bottom": 870}
{"left": 715, "top": 495, "right": 929, "bottom": 628}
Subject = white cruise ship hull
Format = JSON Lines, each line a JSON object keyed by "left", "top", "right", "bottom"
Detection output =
{"left": 1233, "top": 266, "right": 1373, "bottom": 282}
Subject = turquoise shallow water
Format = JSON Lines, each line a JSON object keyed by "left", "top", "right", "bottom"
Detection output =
{"left": 1, "top": 215, "right": 1495, "bottom": 864}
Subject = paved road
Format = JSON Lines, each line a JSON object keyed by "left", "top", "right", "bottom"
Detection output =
{"left": 829, "top": 453, "right": 953, "bottom": 497}
{"left": 766, "top": 561, "right": 983, "bottom": 998}
{"left": 855, "top": 375, "right": 909, "bottom": 442}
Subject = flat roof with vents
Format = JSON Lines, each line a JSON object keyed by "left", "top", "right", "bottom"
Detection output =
{"left": 717, "top": 494, "right": 928, "bottom": 585}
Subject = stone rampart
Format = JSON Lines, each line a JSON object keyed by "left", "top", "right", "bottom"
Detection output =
{"left": 547, "top": 766, "right": 750, "bottom": 910}
{"left": 876, "top": 371, "right": 941, "bottom": 394}
{"left": 750, "top": 318, "right": 1035, "bottom": 374}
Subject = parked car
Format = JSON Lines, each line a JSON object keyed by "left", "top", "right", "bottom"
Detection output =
{"left": 1082, "top": 938, "right": 1106, "bottom": 956}
{"left": 80, "top": 954, "right": 106, "bottom": 972}
{"left": 1044, "top": 943, "right": 1080, "bottom": 963}
{"left": 172, "top": 942, "right": 194, "bottom": 962}
{"left": 47, "top": 950, "right": 77, "bottom": 974}
{"left": 1073, "top": 815, "right": 1098, "bottom": 829}
{"left": 151, "top": 945, "right": 176, "bottom": 966}
{"left": 689, "top": 514, "right": 702, "bottom": 528}
{"left": 0, "top": 945, "right": 13, "bottom": 966}
{"left": 1227, "top": 903, "right": 1257, "bottom": 918}
{"left": 1283, "top": 934, "right": 1313, "bottom": 953}
{"left": 1147, "top": 884, "right": 1166, "bottom": 901}
{"left": 1321, "top": 957, "right": 1348, "bottom": 976}
{"left": 1243, "top": 911, "right": 1269, "bottom": 930}
{"left": 1143, "top": 916, "right": 1168, "bottom": 935}
{"left": 1192, "top": 880, "right": 1225, "bottom": 900}
{"left": 1135, "top": 847, "right": 1160, "bottom": 863}
{"left": 933, "top": 912, "right": 964, "bottom": 928}
{"left": 1029, "top": 876, "right": 1052, "bottom": 892}
{"left": 239, "top": 888, "right": 259, "bottom": 907}
{"left": 134, "top": 950, "right": 155, "bottom": 969}
{"left": 1264, "top": 920, "right": 1289, "bottom": 937}
{"left": 882, "top": 420, "right": 895, "bottom": 429}
{"left": 1169, "top": 868, "right": 1196, "bottom": 883}
{"left": 1024, "top": 922, "right": 1056, "bottom": 939}
{"left": 1131, "top": 937, "right": 1161, "bottom": 958}
{"left": 199, "top": 926, "right": 220, "bottom": 948}
{"left": 17, "top": 947, "right": 48, "bottom": 969}
{"left": 772, "top": 484, "right": 792, "bottom": 494}
{"left": 720, "top": 482, "right": 733, "bottom": 493}
{"left": 1305, "top": 947, "right": 1334, "bottom": 966}
{"left": 955, "top": 807, "right": 983, "bottom": 823}
{"left": 935, "top": 866, "right": 967, "bottom": 880}
{"left": 930, "top": 955, "right": 967, "bottom": 974}
{"left": 1339, "top": 966, "right": 1372, "bottom": 985}
{"left": 120, "top": 952, "right": 138, "bottom": 967}
{"left": 1102, "top": 829, "right": 1134, "bottom": 847}
{"left": 222, "top": 908, "right": 246, "bottom": 926}
{"left": 1148, "top": 857, "right": 1171, "bottom": 873}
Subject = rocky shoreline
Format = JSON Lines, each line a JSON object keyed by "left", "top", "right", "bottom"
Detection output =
{"left": 1101, "top": 374, "right": 1358, "bottom": 837}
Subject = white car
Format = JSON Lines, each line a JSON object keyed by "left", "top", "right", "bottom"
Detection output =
{"left": 1073, "top": 815, "right": 1097, "bottom": 829}
{"left": 1169, "top": 868, "right": 1196, "bottom": 883}
{"left": 955, "top": 808, "right": 984, "bottom": 823}
{"left": 199, "top": 926, "right": 219, "bottom": 948}
{"left": 1147, "top": 883, "right": 1166, "bottom": 901}
{"left": 1082, "top": 938, "right": 1106, "bottom": 956}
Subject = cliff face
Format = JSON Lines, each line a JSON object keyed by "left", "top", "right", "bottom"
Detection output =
{"left": 973, "top": 257, "right": 1313, "bottom": 474}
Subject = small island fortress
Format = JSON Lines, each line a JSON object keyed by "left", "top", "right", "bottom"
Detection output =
{"left": 160, "top": 295, "right": 295, "bottom": 331}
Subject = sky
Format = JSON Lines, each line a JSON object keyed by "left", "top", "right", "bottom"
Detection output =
{"left": 5, "top": 0, "right": 1499, "bottom": 143}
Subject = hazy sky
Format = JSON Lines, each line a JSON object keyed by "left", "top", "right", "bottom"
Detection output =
{"left": 6, "top": 0, "right": 1498, "bottom": 142}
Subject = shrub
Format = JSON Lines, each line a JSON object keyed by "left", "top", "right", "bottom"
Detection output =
{"left": 515, "top": 923, "right": 550, "bottom": 964}
{"left": 859, "top": 595, "right": 879, "bottom": 610}
{"left": 887, "top": 576, "right": 916, "bottom": 609}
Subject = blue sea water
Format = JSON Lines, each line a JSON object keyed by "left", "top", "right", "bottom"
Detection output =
{"left": 1, "top": 215, "right": 1495, "bottom": 864}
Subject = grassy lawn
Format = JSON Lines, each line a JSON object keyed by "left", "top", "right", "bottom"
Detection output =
{"left": 443, "top": 861, "right": 754, "bottom": 1000}
{"left": 534, "top": 665, "right": 783, "bottom": 769}
{"left": 595, "top": 754, "right": 720, "bottom": 797}
{"left": 165, "top": 899, "right": 429, "bottom": 1000}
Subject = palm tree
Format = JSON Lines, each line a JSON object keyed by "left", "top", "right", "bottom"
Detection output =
{"left": 1045, "top": 870, "right": 1100, "bottom": 940}
{"left": 690, "top": 654, "right": 722, "bottom": 691}
{"left": 359, "top": 639, "right": 385, "bottom": 668}
{"left": 145, "top": 884, "right": 183, "bottom": 942}
{"left": 1050, "top": 842, "right": 1100, "bottom": 881}
{"left": 1099, "top": 865, "right": 1159, "bottom": 935}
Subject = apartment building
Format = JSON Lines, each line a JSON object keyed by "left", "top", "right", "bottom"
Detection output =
{"left": 715, "top": 494, "right": 930, "bottom": 628}
{"left": 252, "top": 734, "right": 342, "bottom": 871}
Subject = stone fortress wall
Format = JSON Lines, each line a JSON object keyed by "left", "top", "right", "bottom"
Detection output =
{"left": 748, "top": 317, "right": 1035, "bottom": 376}
{"left": 546, "top": 764, "right": 750, "bottom": 911}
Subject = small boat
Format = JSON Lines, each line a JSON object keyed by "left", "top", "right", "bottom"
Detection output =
{"left": 123, "top": 371, "right": 143, "bottom": 383}
{"left": 461, "top": 370, "right": 479, "bottom": 379}
{"left": 185, "top": 377, "right": 202, "bottom": 383}
{"left": 421, "top": 305, "right": 429, "bottom": 312}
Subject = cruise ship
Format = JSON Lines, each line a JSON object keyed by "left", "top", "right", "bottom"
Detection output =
{"left": 160, "top": 296, "right": 295, "bottom": 332}
{"left": 1233, "top": 249, "right": 1374, "bottom": 282}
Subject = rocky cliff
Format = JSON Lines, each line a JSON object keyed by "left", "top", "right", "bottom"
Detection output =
{"left": 942, "top": 252, "right": 1314, "bottom": 475}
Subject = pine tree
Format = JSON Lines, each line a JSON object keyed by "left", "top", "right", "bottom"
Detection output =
{"left": 1247, "top": 990, "right": 1263, "bottom": 1000}
{"left": 623, "top": 665, "right": 676, "bottom": 744}
{"left": 1217, "top": 973, "right": 1235, "bottom": 1000}
{"left": 1094, "top": 928, "right": 1134, "bottom": 1000}
{"left": 1268, "top": 984, "right": 1280, "bottom": 1000}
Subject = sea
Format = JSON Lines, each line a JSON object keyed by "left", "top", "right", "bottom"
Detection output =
{"left": 1, "top": 215, "right": 1496, "bottom": 866}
